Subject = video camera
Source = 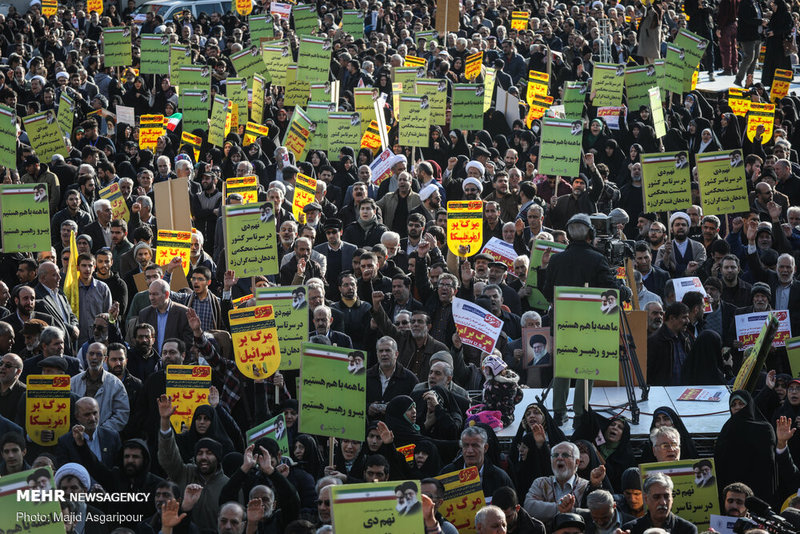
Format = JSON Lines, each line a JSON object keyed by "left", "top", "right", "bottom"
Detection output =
{"left": 589, "top": 211, "right": 634, "bottom": 268}
{"left": 732, "top": 497, "right": 797, "bottom": 534}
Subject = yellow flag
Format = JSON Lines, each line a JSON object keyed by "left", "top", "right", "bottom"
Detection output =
{"left": 64, "top": 230, "right": 79, "bottom": 320}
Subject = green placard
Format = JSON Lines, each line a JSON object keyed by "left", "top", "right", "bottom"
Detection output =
{"left": 297, "top": 35, "right": 331, "bottom": 82}
{"left": 140, "top": 34, "right": 170, "bottom": 75}
{"left": 169, "top": 44, "right": 192, "bottom": 78}
{"left": 641, "top": 151, "right": 692, "bottom": 212}
{"left": 354, "top": 88, "right": 378, "bottom": 134}
{"left": 252, "top": 74, "right": 266, "bottom": 124}
{"left": 554, "top": 286, "right": 620, "bottom": 381}
{"left": 57, "top": 92, "right": 74, "bottom": 139}
{"left": 398, "top": 95, "right": 429, "bottom": 147}
{"left": 310, "top": 82, "right": 334, "bottom": 103}
{"left": 331, "top": 481, "right": 424, "bottom": 533}
{"left": 207, "top": 95, "right": 229, "bottom": 148}
{"left": 176, "top": 65, "right": 211, "bottom": 92}
{"left": 231, "top": 45, "right": 266, "bottom": 80}
{"left": 415, "top": 79, "right": 447, "bottom": 125}
{"left": 696, "top": 150, "right": 750, "bottom": 216}
{"left": 299, "top": 342, "right": 366, "bottom": 441}
{"left": 415, "top": 30, "right": 438, "bottom": 47}
{"left": 246, "top": 413, "right": 289, "bottom": 456}
{"left": 306, "top": 101, "right": 334, "bottom": 150}
{"left": 526, "top": 239, "right": 566, "bottom": 310}
{"left": 23, "top": 110, "right": 68, "bottom": 160}
{"left": 1, "top": 184, "right": 51, "bottom": 252}
{"left": 256, "top": 285, "right": 308, "bottom": 370}
{"left": 0, "top": 104, "right": 16, "bottom": 169}
{"left": 341, "top": 10, "right": 364, "bottom": 37}
{"left": 284, "top": 65, "right": 310, "bottom": 107}
{"left": 563, "top": 81, "right": 587, "bottom": 119}
{"left": 625, "top": 65, "right": 657, "bottom": 111}
{"left": 640, "top": 460, "right": 720, "bottom": 529}
{"left": 394, "top": 66, "right": 421, "bottom": 89}
{"left": 674, "top": 29, "right": 709, "bottom": 92}
{"left": 649, "top": 87, "right": 666, "bottom": 138}
{"left": 451, "top": 84, "right": 484, "bottom": 131}
{"left": 249, "top": 14, "right": 275, "bottom": 43}
{"left": 787, "top": 336, "right": 800, "bottom": 378}
{"left": 664, "top": 44, "right": 687, "bottom": 94}
{"left": 227, "top": 77, "right": 249, "bottom": 129}
{"left": 293, "top": 4, "right": 320, "bottom": 36}
{"left": 262, "top": 41, "right": 290, "bottom": 86}
{"left": 102, "top": 26, "right": 131, "bottom": 67}
{"left": 591, "top": 63, "right": 625, "bottom": 107}
{"left": 328, "top": 111, "right": 362, "bottom": 153}
{"left": 537, "top": 117, "right": 583, "bottom": 178}
{"left": 0, "top": 467, "right": 64, "bottom": 534}
{"left": 181, "top": 89, "right": 211, "bottom": 135}
{"left": 225, "top": 201, "right": 279, "bottom": 277}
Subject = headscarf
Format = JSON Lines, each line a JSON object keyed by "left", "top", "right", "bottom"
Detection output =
{"left": 639, "top": 406, "right": 698, "bottom": 463}
{"left": 176, "top": 405, "right": 235, "bottom": 462}
{"left": 292, "top": 433, "right": 325, "bottom": 479}
{"left": 682, "top": 330, "right": 726, "bottom": 386}
{"left": 385, "top": 395, "right": 422, "bottom": 445}
{"left": 572, "top": 410, "right": 635, "bottom": 491}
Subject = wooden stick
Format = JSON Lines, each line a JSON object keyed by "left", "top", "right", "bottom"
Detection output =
{"left": 328, "top": 436, "right": 335, "bottom": 466}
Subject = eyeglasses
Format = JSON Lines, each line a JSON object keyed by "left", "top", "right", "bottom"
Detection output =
{"left": 788, "top": 386, "right": 800, "bottom": 393}
{"left": 395, "top": 320, "right": 410, "bottom": 326}
{"left": 437, "top": 283, "right": 455, "bottom": 289}
{"left": 657, "top": 442, "right": 680, "bottom": 451}
{"left": 551, "top": 452, "right": 574, "bottom": 459}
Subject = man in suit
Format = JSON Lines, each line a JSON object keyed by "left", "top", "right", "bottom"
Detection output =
{"left": 34, "top": 261, "right": 79, "bottom": 354}
{"left": 21, "top": 329, "right": 83, "bottom": 380}
{"left": 138, "top": 279, "right": 193, "bottom": 352}
{"left": 312, "top": 305, "right": 352, "bottom": 348}
{"left": 6, "top": 285, "right": 53, "bottom": 354}
{"left": 83, "top": 199, "right": 114, "bottom": 252}
{"left": 56, "top": 396, "right": 121, "bottom": 468}
{"left": 313, "top": 218, "right": 356, "bottom": 300}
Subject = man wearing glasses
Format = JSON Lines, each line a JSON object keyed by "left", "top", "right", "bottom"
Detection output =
{"left": 651, "top": 426, "right": 682, "bottom": 462}
{"left": 524, "top": 441, "right": 607, "bottom": 523}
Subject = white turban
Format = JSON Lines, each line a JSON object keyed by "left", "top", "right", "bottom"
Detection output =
{"left": 465, "top": 161, "right": 485, "bottom": 177}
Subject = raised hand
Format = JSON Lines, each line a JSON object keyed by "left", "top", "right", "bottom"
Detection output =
{"left": 531, "top": 423, "right": 546, "bottom": 447}
{"left": 590, "top": 465, "right": 607, "bottom": 487}
{"left": 209, "top": 385, "right": 220, "bottom": 408}
{"left": 376, "top": 421, "right": 394, "bottom": 444}
{"left": 161, "top": 499, "right": 187, "bottom": 530}
{"left": 242, "top": 444, "right": 257, "bottom": 472}
{"left": 223, "top": 270, "right": 238, "bottom": 291}
{"left": 186, "top": 307, "right": 202, "bottom": 337}
{"left": 182, "top": 484, "right": 203, "bottom": 511}
{"left": 777, "top": 415, "right": 796, "bottom": 449}
{"left": 72, "top": 424, "right": 85, "bottom": 447}
{"left": 256, "top": 446, "right": 274, "bottom": 475}
{"left": 372, "top": 291, "right": 385, "bottom": 309}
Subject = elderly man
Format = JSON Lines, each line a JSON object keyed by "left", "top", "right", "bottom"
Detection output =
{"left": 84, "top": 199, "right": 114, "bottom": 252}
{"left": 651, "top": 426, "right": 682, "bottom": 462}
{"left": 35, "top": 261, "right": 80, "bottom": 352}
{"left": 0, "top": 353, "right": 24, "bottom": 420}
{"left": 583, "top": 489, "right": 633, "bottom": 534}
{"left": 524, "top": 441, "right": 606, "bottom": 523}
{"left": 621, "top": 473, "right": 697, "bottom": 534}
{"left": 70, "top": 342, "right": 129, "bottom": 433}
{"left": 138, "top": 279, "right": 193, "bottom": 352}
{"left": 366, "top": 336, "right": 418, "bottom": 417}
{"left": 440, "top": 426, "right": 513, "bottom": 497}
{"left": 655, "top": 212, "right": 707, "bottom": 277}
{"left": 56, "top": 397, "right": 121, "bottom": 466}
{"left": 475, "top": 505, "right": 508, "bottom": 534}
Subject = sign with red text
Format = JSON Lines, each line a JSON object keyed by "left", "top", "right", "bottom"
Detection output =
{"left": 26, "top": 375, "right": 70, "bottom": 446}
{"left": 229, "top": 305, "right": 281, "bottom": 379}
{"left": 453, "top": 297, "right": 504, "bottom": 354}
{"left": 736, "top": 310, "right": 792, "bottom": 349}
{"left": 165, "top": 365, "right": 211, "bottom": 432}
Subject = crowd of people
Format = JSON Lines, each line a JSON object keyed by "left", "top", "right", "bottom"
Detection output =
{"left": 0, "top": 0, "right": 800, "bottom": 533}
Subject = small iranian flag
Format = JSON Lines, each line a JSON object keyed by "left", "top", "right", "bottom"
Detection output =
{"left": 165, "top": 113, "right": 183, "bottom": 132}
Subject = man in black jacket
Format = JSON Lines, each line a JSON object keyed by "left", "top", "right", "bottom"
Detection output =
{"left": 440, "top": 426, "right": 513, "bottom": 498}
{"left": 492, "top": 486, "right": 546, "bottom": 534}
{"left": 622, "top": 473, "right": 698, "bottom": 534}
{"left": 647, "top": 302, "right": 691, "bottom": 387}
{"left": 734, "top": 0, "right": 764, "bottom": 87}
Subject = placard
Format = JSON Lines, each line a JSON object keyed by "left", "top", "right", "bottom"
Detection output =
{"left": 446, "top": 200, "right": 483, "bottom": 257}
{"left": 138, "top": 114, "right": 164, "bottom": 151}
{"left": 736, "top": 310, "right": 792, "bottom": 348}
{"left": 23, "top": 110, "right": 68, "bottom": 159}
{"left": 165, "top": 365, "right": 211, "bottom": 433}
{"left": 746, "top": 102, "right": 775, "bottom": 142}
{"left": 639, "top": 459, "right": 720, "bottom": 529}
{"left": 140, "top": 34, "right": 170, "bottom": 75}
{"left": 591, "top": 63, "right": 625, "bottom": 107}
{"left": 451, "top": 84, "right": 484, "bottom": 131}
{"left": 156, "top": 229, "right": 192, "bottom": 275}
{"left": 0, "top": 104, "right": 17, "bottom": 168}
{"left": 563, "top": 81, "right": 587, "bottom": 118}
{"left": 554, "top": 287, "right": 620, "bottom": 380}
{"left": 331, "top": 481, "right": 424, "bottom": 534}
{"left": 299, "top": 342, "right": 366, "bottom": 441}
{"left": 0, "top": 467, "right": 64, "bottom": 534}
{"left": 102, "top": 26, "right": 132, "bottom": 67}
{"left": 292, "top": 172, "right": 317, "bottom": 222}
{"left": 99, "top": 182, "right": 130, "bottom": 222}
{"left": 57, "top": 92, "right": 74, "bottom": 140}
{"left": 788, "top": 336, "right": 800, "bottom": 378}
{"left": 247, "top": 413, "right": 290, "bottom": 456}
{"left": 398, "top": 96, "right": 429, "bottom": 147}
{"left": 510, "top": 11, "right": 529, "bottom": 30}
{"left": 231, "top": 46, "right": 267, "bottom": 80}
{"left": 256, "top": 286, "right": 308, "bottom": 370}
{"left": 25, "top": 375, "right": 70, "bottom": 446}
{"left": 328, "top": 111, "right": 363, "bottom": 153}
{"left": 625, "top": 65, "right": 657, "bottom": 110}
{"left": 0, "top": 184, "right": 51, "bottom": 252}
{"left": 292, "top": 4, "right": 319, "bottom": 36}
{"left": 770, "top": 68, "right": 793, "bottom": 102}
{"left": 538, "top": 117, "right": 582, "bottom": 177}
{"left": 674, "top": 29, "right": 709, "bottom": 92}
{"left": 453, "top": 297, "right": 503, "bottom": 354}
{"left": 696, "top": 150, "right": 749, "bottom": 216}
{"left": 283, "top": 107, "right": 313, "bottom": 161}
{"left": 640, "top": 151, "right": 692, "bottom": 212}
{"left": 225, "top": 176, "right": 258, "bottom": 204}
{"left": 207, "top": 95, "right": 229, "bottom": 148}
{"left": 649, "top": 87, "right": 666, "bottom": 138}
{"left": 225, "top": 201, "right": 279, "bottom": 277}
{"left": 298, "top": 36, "right": 331, "bottom": 81}
{"left": 465, "top": 51, "right": 483, "bottom": 80}
{"left": 480, "top": 237, "right": 517, "bottom": 270}
{"left": 229, "top": 305, "right": 281, "bottom": 379}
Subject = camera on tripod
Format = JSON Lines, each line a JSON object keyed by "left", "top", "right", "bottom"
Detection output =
{"left": 732, "top": 497, "right": 798, "bottom": 534}
{"left": 589, "top": 210, "right": 634, "bottom": 267}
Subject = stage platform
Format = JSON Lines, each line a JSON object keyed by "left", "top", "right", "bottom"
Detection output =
{"left": 496, "top": 386, "right": 731, "bottom": 442}
{"left": 693, "top": 68, "right": 800, "bottom": 93}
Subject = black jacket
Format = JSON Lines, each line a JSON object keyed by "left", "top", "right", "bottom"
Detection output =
{"left": 366, "top": 362, "right": 418, "bottom": 406}
{"left": 622, "top": 512, "right": 698, "bottom": 534}
{"left": 439, "top": 458, "right": 514, "bottom": 499}
{"left": 542, "top": 241, "right": 618, "bottom": 302}
{"left": 647, "top": 324, "right": 690, "bottom": 386}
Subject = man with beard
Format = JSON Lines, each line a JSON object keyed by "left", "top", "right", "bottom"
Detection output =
{"left": 401, "top": 214, "right": 436, "bottom": 259}
{"left": 313, "top": 219, "right": 356, "bottom": 302}
{"left": 719, "top": 255, "right": 752, "bottom": 308}
{"left": 332, "top": 273, "right": 372, "bottom": 349}
{"left": 462, "top": 177, "right": 483, "bottom": 201}
{"left": 412, "top": 183, "right": 441, "bottom": 222}
{"left": 313, "top": 305, "right": 352, "bottom": 348}
{"left": 74, "top": 429, "right": 163, "bottom": 527}
{"left": 56, "top": 397, "right": 121, "bottom": 466}
{"left": 279, "top": 237, "right": 323, "bottom": 286}
{"left": 721, "top": 483, "right": 753, "bottom": 517}
{"left": 371, "top": 292, "right": 448, "bottom": 381}
{"left": 366, "top": 336, "right": 417, "bottom": 419}
{"left": 107, "top": 343, "right": 142, "bottom": 419}
{"left": 655, "top": 213, "right": 707, "bottom": 277}
{"left": 7, "top": 285, "right": 53, "bottom": 355}
{"left": 383, "top": 274, "right": 424, "bottom": 319}
{"left": 441, "top": 426, "right": 513, "bottom": 498}
{"left": 70, "top": 342, "right": 129, "bottom": 433}
{"left": 21, "top": 326, "right": 81, "bottom": 380}
{"left": 524, "top": 441, "right": 605, "bottom": 522}
{"left": 481, "top": 284, "right": 521, "bottom": 340}
{"left": 343, "top": 198, "right": 388, "bottom": 248}
{"left": 378, "top": 171, "right": 422, "bottom": 236}
{"left": 646, "top": 222, "right": 668, "bottom": 254}
{"left": 483, "top": 201, "right": 504, "bottom": 245}
{"left": 127, "top": 322, "right": 160, "bottom": 381}
{"left": 94, "top": 249, "right": 128, "bottom": 318}
{"left": 0, "top": 353, "right": 24, "bottom": 421}
{"left": 645, "top": 302, "right": 664, "bottom": 336}
{"left": 157, "top": 394, "right": 229, "bottom": 533}
{"left": 621, "top": 473, "right": 697, "bottom": 534}
{"left": 693, "top": 460, "right": 715, "bottom": 487}
{"left": 190, "top": 165, "right": 223, "bottom": 252}
{"left": 647, "top": 302, "right": 690, "bottom": 386}
{"left": 485, "top": 172, "right": 521, "bottom": 222}
{"left": 547, "top": 163, "right": 602, "bottom": 230}
{"left": 141, "top": 481, "right": 197, "bottom": 534}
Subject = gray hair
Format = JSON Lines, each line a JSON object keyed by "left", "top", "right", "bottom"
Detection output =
{"left": 376, "top": 335, "right": 397, "bottom": 352}
{"left": 567, "top": 221, "right": 590, "bottom": 241}
{"left": 93, "top": 199, "right": 111, "bottom": 215}
{"left": 314, "top": 305, "right": 331, "bottom": 319}
{"left": 137, "top": 195, "right": 153, "bottom": 209}
{"left": 551, "top": 441, "right": 580, "bottom": 459}
{"left": 0, "top": 321, "right": 13, "bottom": 338}
{"left": 649, "top": 425, "right": 680, "bottom": 447}
{"left": 40, "top": 326, "right": 65, "bottom": 345}
{"left": 150, "top": 279, "right": 170, "bottom": 295}
{"left": 643, "top": 472, "right": 674, "bottom": 494}
{"left": 314, "top": 476, "right": 342, "bottom": 494}
{"left": 586, "top": 489, "right": 615, "bottom": 510}
{"left": 460, "top": 426, "right": 488, "bottom": 447}
{"left": 61, "top": 220, "right": 79, "bottom": 232}
{"left": 381, "top": 231, "right": 400, "bottom": 246}
{"left": 193, "top": 230, "right": 204, "bottom": 247}
{"left": 119, "top": 177, "right": 134, "bottom": 188}
{"left": 475, "top": 505, "right": 505, "bottom": 527}
{"left": 521, "top": 311, "right": 541, "bottom": 325}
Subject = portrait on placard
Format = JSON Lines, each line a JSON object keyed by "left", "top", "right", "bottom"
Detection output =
{"left": 523, "top": 326, "right": 553, "bottom": 387}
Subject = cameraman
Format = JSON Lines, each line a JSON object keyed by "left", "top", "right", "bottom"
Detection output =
{"left": 542, "top": 213, "right": 622, "bottom": 426}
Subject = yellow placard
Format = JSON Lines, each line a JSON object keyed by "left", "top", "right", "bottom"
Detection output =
{"left": 226, "top": 176, "right": 259, "bottom": 204}
{"left": 728, "top": 88, "right": 752, "bottom": 117}
{"left": 511, "top": 11, "right": 529, "bottom": 30}
{"left": 236, "top": 0, "right": 253, "bottom": 15}
{"left": 447, "top": 200, "right": 483, "bottom": 257}
{"left": 465, "top": 51, "right": 483, "bottom": 81}
{"left": 526, "top": 70, "right": 549, "bottom": 104}
{"left": 771, "top": 68, "right": 793, "bottom": 102}
{"left": 41, "top": 0, "right": 58, "bottom": 16}
{"left": 166, "top": 365, "right": 211, "bottom": 433}
{"left": 87, "top": 0, "right": 103, "bottom": 15}
{"left": 746, "top": 102, "right": 775, "bottom": 142}
{"left": 26, "top": 375, "right": 71, "bottom": 446}
{"left": 156, "top": 229, "right": 192, "bottom": 274}
{"left": 100, "top": 182, "right": 130, "bottom": 222}
{"left": 229, "top": 305, "right": 281, "bottom": 379}
{"left": 181, "top": 131, "right": 202, "bottom": 161}
{"left": 138, "top": 114, "right": 164, "bottom": 151}
{"left": 360, "top": 119, "right": 387, "bottom": 152}
{"left": 244, "top": 121, "right": 270, "bottom": 145}
{"left": 525, "top": 94, "right": 554, "bottom": 126}
{"left": 404, "top": 55, "right": 426, "bottom": 67}
{"left": 292, "top": 172, "right": 317, "bottom": 222}
{"left": 435, "top": 467, "right": 485, "bottom": 533}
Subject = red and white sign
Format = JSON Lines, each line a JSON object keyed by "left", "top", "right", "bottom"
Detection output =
{"left": 453, "top": 297, "right": 504, "bottom": 354}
